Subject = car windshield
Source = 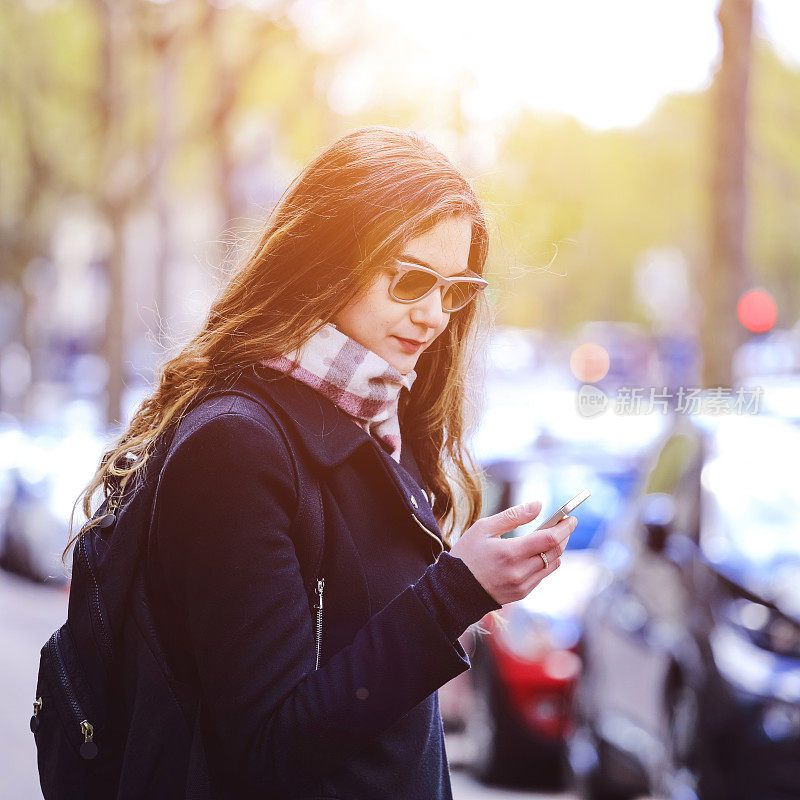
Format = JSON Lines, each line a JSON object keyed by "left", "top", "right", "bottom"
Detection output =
{"left": 700, "top": 417, "right": 800, "bottom": 568}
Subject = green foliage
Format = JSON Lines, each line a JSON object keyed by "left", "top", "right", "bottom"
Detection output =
{"left": 481, "top": 36, "right": 799, "bottom": 332}
{"left": 1, "top": 0, "right": 798, "bottom": 337}
{"left": 479, "top": 99, "right": 708, "bottom": 331}
{"left": 749, "top": 39, "right": 800, "bottom": 326}
{"left": 0, "top": 0, "right": 337, "bottom": 283}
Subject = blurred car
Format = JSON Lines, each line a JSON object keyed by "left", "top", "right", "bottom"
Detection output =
{"left": 653, "top": 331, "right": 701, "bottom": 391}
{"left": 733, "top": 326, "right": 800, "bottom": 382}
{"left": 573, "top": 321, "right": 664, "bottom": 393}
{"left": 485, "top": 325, "right": 572, "bottom": 385}
{"left": 569, "top": 413, "right": 800, "bottom": 800}
{"left": 457, "top": 446, "right": 648, "bottom": 790}
{"left": 746, "top": 373, "right": 800, "bottom": 426}
{"left": 0, "top": 415, "right": 22, "bottom": 555}
{"left": 0, "top": 414, "right": 107, "bottom": 585}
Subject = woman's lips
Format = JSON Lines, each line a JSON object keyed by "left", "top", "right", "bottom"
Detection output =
{"left": 393, "top": 336, "right": 423, "bottom": 353}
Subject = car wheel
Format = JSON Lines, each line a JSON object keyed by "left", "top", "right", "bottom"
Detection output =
{"left": 568, "top": 720, "right": 640, "bottom": 800}
{"left": 464, "top": 670, "right": 502, "bottom": 782}
{"left": 463, "top": 648, "right": 521, "bottom": 785}
{"left": 663, "top": 682, "right": 726, "bottom": 800}
{"left": 464, "top": 643, "right": 562, "bottom": 789}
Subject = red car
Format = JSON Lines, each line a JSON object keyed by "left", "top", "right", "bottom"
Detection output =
{"left": 442, "top": 450, "right": 644, "bottom": 790}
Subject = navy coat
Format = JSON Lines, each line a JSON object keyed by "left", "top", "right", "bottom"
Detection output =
{"left": 147, "top": 366, "right": 501, "bottom": 799}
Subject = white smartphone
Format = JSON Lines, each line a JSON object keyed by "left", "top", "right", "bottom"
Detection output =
{"left": 534, "top": 489, "right": 591, "bottom": 530}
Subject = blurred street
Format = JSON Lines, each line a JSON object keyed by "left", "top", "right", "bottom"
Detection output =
{"left": 451, "top": 771, "right": 576, "bottom": 800}
{"left": 0, "top": 571, "right": 69, "bottom": 799}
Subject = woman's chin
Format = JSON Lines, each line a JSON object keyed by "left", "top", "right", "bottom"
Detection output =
{"left": 389, "top": 355, "right": 416, "bottom": 376}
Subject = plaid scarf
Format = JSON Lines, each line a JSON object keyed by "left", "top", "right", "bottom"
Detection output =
{"left": 260, "top": 322, "right": 417, "bottom": 463}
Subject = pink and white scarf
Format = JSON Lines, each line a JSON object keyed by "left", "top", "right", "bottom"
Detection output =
{"left": 260, "top": 322, "right": 417, "bottom": 463}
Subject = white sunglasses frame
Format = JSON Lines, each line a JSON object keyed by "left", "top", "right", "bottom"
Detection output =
{"left": 387, "top": 260, "right": 489, "bottom": 312}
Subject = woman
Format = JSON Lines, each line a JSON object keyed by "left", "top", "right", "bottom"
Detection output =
{"left": 69, "top": 126, "right": 576, "bottom": 799}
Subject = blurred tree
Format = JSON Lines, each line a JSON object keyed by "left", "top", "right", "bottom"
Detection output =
{"left": 93, "top": 0, "right": 141, "bottom": 431}
{"left": 701, "top": 0, "right": 753, "bottom": 388}
{"left": 481, "top": 102, "right": 708, "bottom": 334}
{"left": 2, "top": 0, "right": 798, "bottom": 422}
{"left": 200, "top": 1, "right": 287, "bottom": 242}
{"left": 0, "top": 0, "right": 347, "bottom": 425}
{"left": 0, "top": 1, "right": 96, "bottom": 376}
{"left": 140, "top": 0, "right": 191, "bottom": 350}
{"left": 748, "top": 39, "right": 800, "bottom": 328}
{"left": 477, "top": 12, "right": 800, "bottom": 363}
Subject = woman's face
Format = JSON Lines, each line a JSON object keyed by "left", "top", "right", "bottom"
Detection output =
{"left": 333, "top": 214, "right": 474, "bottom": 375}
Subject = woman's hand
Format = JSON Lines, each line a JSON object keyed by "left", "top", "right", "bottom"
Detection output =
{"left": 449, "top": 500, "right": 578, "bottom": 606}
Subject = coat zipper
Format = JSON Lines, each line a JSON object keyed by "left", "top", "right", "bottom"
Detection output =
{"left": 308, "top": 480, "right": 442, "bottom": 671}
{"left": 309, "top": 516, "right": 441, "bottom": 672}
{"left": 30, "top": 697, "right": 43, "bottom": 732}
{"left": 313, "top": 578, "right": 325, "bottom": 670}
{"left": 47, "top": 629, "right": 98, "bottom": 760}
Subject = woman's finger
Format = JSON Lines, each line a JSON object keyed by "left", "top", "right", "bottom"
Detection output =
{"left": 479, "top": 500, "right": 543, "bottom": 538}
{"left": 508, "top": 515, "right": 576, "bottom": 561}
{"left": 519, "top": 552, "right": 563, "bottom": 595}
{"left": 529, "top": 534, "right": 569, "bottom": 573}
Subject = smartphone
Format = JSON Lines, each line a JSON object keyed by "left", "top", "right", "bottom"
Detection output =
{"left": 534, "top": 489, "right": 591, "bottom": 530}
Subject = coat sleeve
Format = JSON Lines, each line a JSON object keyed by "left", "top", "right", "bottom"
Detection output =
{"left": 153, "top": 411, "right": 500, "bottom": 792}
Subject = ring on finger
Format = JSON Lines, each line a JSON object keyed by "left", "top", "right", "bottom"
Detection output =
{"left": 539, "top": 551, "right": 549, "bottom": 569}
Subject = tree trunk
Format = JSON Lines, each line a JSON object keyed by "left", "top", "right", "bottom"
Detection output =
{"left": 95, "top": 0, "right": 126, "bottom": 427}
{"left": 150, "top": 23, "right": 180, "bottom": 351}
{"left": 701, "top": 0, "right": 753, "bottom": 388}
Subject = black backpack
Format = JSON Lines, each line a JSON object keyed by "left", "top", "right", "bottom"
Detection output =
{"left": 30, "top": 380, "right": 327, "bottom": 799}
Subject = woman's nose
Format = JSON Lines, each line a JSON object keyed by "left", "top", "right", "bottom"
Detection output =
{"left": 410, "top": 287, "right": 449, "bottom": 329}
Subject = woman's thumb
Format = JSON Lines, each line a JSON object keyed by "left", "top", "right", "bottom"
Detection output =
{"left": 484, "top": 499, "right": 542, "bottom": 537}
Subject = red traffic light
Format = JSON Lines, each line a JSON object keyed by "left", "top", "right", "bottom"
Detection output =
{"left": 737, "top": 289, "right": 777, "bottom": 333}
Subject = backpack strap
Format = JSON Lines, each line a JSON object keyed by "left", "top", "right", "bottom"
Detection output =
{"left": 164, "top": 385, "right": 327, "bottom": 595}
{"left": 149, "top": 386, "right": 327, "bottom": 800}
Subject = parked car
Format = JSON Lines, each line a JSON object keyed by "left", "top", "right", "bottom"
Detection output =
{"left": 733, "top": 326, "right": 800, "bottom": 382}
{"left": 569, "top": 413, "right": 800, "bottom": 800}
{"left": 457, "top": 446, "right": 648, "bottom": 790}
{"left": 748, "top": 373, "right": 800, "bottom": 426}
{"left": 573, "top": 321, "right": 664, "bottom": 393}
{"left": 0, "top": 415, "right": 22, "bottom": 559}
{"left": 0, "top": 416, "right": 107, "bottom": 584}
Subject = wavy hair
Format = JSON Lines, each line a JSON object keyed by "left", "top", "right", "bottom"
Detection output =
{"left": 64, "top": 125, "right": 495, "bottom": 564}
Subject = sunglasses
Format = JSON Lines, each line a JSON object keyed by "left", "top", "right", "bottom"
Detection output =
{"left": 386, "top": 260, "right": 488, "bottom": 312}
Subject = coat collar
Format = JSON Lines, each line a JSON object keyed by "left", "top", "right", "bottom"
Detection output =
{"left": 242, "top": 366, "right": 376, "bottom": 469}
{"left": 235, "top": 366, "right": 450, "bottom": 556}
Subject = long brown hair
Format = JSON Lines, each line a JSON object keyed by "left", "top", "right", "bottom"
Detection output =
{"left": 65, "top": 125, "right": 494, "bottom": 560}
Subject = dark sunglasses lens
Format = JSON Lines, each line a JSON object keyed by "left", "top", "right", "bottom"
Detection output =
{"left": 394, "top": 269, "right": 437, "bottom": 301}
{"left": 443, "top": 282, "right": 481, "bottom": 311}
